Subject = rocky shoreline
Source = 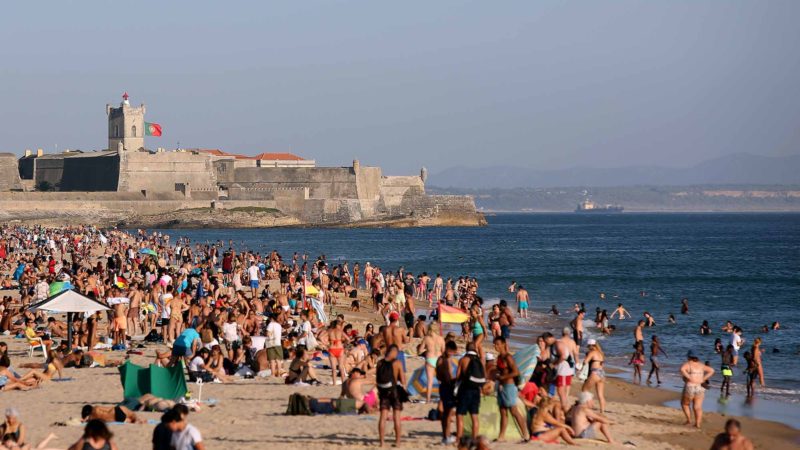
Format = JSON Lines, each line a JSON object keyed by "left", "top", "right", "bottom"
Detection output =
{"left": 1, "top": 205, "right": 486, "bottom": 229}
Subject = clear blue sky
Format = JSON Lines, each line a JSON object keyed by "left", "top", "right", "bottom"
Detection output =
{"left": 1, "top": 1, "right": 798, "bottom": 174}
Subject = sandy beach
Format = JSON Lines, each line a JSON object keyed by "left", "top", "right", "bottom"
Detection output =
{"left": 2, "top": 294, "right": 797, "bottom": 450}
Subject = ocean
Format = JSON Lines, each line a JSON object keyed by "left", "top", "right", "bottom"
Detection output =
{"left": 153, "top": 212, "right": 800, "bottom": 418}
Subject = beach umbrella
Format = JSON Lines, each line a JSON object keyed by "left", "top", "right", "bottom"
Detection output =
{"left": 28, "top": 289, "right": 111, "bottom": 351}
{"left": 49, "top": 280, "right": 73, "bottom": 296}
{"left": 304, "top": 284, "right": 320, "bottom": 296}
{"left": 513, "top": 344, "right": 541, "bottom": 388}
{"left": 406, "top": 358, "right": 458, "bottom": 398}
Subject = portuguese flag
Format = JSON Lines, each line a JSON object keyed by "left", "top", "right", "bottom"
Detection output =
{"left": 145, "top": 122, "right": 162, "bottom": 136}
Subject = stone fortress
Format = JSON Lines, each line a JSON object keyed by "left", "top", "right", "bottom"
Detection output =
{"left": 1, "top": 94, "right": 484, "bottom": 227}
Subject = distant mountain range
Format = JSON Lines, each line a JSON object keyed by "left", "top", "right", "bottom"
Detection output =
{"left": 429, "top": 153, "right": 800, "bottom": 189}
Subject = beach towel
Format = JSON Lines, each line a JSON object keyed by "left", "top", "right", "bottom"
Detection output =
{"left": 513, "top": 344, "right": 540, "bottom": 389}
{"left": 309, "top": 297, "right": 327, "bottom": 323}
{"left": 462, "top": 395, "right": 525, "bottom": 440}
{"left": 119, "top": 361, "right": 187, "bottom": 400}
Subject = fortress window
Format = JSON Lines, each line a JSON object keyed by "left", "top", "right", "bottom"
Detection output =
{"left": 132, "top": 125, "right": 137, "bottom": 137}
{"left": 114, "top": 125, "right": 119, "bottom": 137}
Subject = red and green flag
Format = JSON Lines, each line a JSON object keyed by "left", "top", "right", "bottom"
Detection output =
{"left": 145, "top": 122, "right": 162, "bottom": 136}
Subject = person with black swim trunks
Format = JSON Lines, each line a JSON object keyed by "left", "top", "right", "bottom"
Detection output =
{"left": 81, "top": 404, "right": 142, "bottom": 424}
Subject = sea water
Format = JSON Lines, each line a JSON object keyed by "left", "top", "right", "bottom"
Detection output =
{"left": 153, "top": 213, "right": 800, "bottom": 408}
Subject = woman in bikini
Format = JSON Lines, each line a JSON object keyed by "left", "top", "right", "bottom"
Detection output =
{"left": 328, "top": 320, "right": 349, "bottom": 386}
{"left": 488, "top": 305, "right": 502, "bottom": 338}
{"left": 751, "top": 337, "right": 765, "bottom": 387}
{"left": 581, "top": 339, "right": 607, "bottom": 413}
{"left": 629, "top": 341, "right": 645, "bottom": 384}
{"left": 285, "top": 347, "right": 320, "bottom": 385}
{"left": 680, "top": 350, "right": 714, "bottom": 428}
{"left": 529, "top": 395, "right": 575, "bottom": 445}
{"left": 469, "top": 305, "right": 487, "bottom": 363}
{"left": 207, "top": 345, "right": 233, "bottom": 383}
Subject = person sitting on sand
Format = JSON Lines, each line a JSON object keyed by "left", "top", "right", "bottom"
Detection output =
{"left": 529, "top": 395, "right": 574, "bottom": 445}
{"left": 81, "top": 404, "right": 142, "bottom": 424}
{"left": 16, "top": 350, "right": 64, "bottom": 384}
{"left": 0, "top": 409, "right": 26, "bottom": 448}
{"left": 568, "top": 392, "right": 616, "bottom": 444}
{"left": 285, "top": 347, "right": 320, "bottom": 385}
{"left": 68, "top": 419, "right": 118, "bottom": 450}
{"left": 710, "top": 418, "right": 754, "bottom": 450}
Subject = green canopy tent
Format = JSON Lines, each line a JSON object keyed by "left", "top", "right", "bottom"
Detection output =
{"left": 119, "top": 361, "right": 187, "bottom": 400}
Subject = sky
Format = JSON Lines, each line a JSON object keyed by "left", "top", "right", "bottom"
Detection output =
{"left": 1, "top": 1, "right": 799, "bottom": 175}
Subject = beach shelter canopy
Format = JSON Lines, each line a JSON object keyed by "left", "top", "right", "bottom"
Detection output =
{"left": 119, "top": 361, "right": 187, "bottom": 400}
{"left": 28, "top": 289, "right": 110, "bottom": 313}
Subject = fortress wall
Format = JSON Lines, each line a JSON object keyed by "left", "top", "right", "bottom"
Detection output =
{"left": 33, "top": 158, "right": 64, "bottom": 190}
{"left": 118, "top": 151, "right": 217, "bottom": 192}
{"left": 60, "top": 154, "right": 120, "bottom": 191}
{"left": 379, "top": 175, "right": 425, "bottom": 208}
{"left": 231, "top": 167, "right": 359, "bottom": 199}
{"left": 0, "top": 154, "right": 23, "bottom": 191}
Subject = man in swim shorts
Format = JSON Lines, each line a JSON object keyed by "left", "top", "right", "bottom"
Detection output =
{"left": 569, "top": 392, "right": 616, "bottom": 444}
{"left": 516, "top": 285, "right": 529, "bottom": 319}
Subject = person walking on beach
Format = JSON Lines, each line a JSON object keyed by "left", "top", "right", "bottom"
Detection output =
{"left": 493, "top": 336, "right": 529, "bottom": 442}
{"left": 743, "top": 351, "right": 758, "bottom": 399}
{"left": 720, "top": 345, "right": 734, "bottom": 397}
{"left": 680, "top": 350, "right": 714, "bottom": 428}
{"left": 582, "top": 339, "right": 607, "bottom": 413}
{"left": 646, "top": 335, "right": 668, "bottom": 385}
{"left": 630, "top": 341, "right": 645, "bottom": 384}
{"left": 516, "top": 285, "right": 529, "bottom": 319}
{"left": 377, "top": 345, "right": 406, "bottom": 447}
{"left": 710, "top": 419, "right": 754, "bottom": 450}
{"left": 455, "top": 342, "right": 485, "bottom": 442}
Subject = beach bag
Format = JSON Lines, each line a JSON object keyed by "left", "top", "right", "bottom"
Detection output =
{"left": 286, "top": 393, "right": 313, "bottom": 416}
{"left": 335, "top": 398, "right": 358, "bottom": 414}
{"left": 144, "top": 329, "right": 163, "bottom": 343}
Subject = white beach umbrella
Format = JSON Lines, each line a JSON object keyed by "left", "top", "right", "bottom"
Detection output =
{"left": 28, "top": 289, "right": 110, "bottom": 351}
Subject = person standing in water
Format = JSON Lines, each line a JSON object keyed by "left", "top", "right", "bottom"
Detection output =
{"left": 611, "top": 303, "right": 631, "bottom": 320}
{"left": 720, "top": 344, "right": 734, "bottom": 397}
{"left": 751, "top": 337, "right": 764, "bottom": 387}
{"left": 516, "top": 285, "right": 529, "bottom": 319}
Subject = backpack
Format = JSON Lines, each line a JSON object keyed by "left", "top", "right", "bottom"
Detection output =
{"left": 286, "top": 393, "right": 313, "bottom": 416}
{"left": 463, "top": 353, "right": 486, "bottom": 389}
{"left": 144, "top": 329, "right": 163, "bottom": 343}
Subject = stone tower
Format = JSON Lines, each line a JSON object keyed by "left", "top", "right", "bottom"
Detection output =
{"left": 106, "top": 92, "right": 146, "bottom": 151}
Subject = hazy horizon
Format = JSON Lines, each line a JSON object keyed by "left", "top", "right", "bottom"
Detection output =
{"left": 1, "top": 1, "right": 799, "bottom": 175}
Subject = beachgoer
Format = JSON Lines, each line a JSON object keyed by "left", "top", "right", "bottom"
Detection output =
{"left": 67, "top": 419, "right": 119, "bottom": 450}
{"left": 751, "top": 337, "right": 764, "bottom": 387}
{"left": 581, "top": 339, "right": 607, "bottom": 413}
{"left": 710, "top": 419, "right": 754, "bottom": 450}
{"left": 436, "top": 340, "right": 458, "bottom": 445}
{"left": 455, "top": 342, "right": 485, "bottom": 442}
{"left": 646, "top": 335, "right": 668, "bottom": 385}
{"left": 377, "top": 345, "right": 406, "bottom": 447}
{"left": 81, "top": 404, "right": 141, "bottom": 424}
{"left": 730, "top": 327, "right": 744, "bottom": 366}
{"left": 553, "top": 327, "right": 580, "bottom": 410}
{"left": 611, "top": 303, "right": 631, "bottom": 320}
{"left": 680, "top": 350, "right": 714, "bottom": 428}
{"left": 417, "top": 323, "right": 444, "bottom": 404}
{"left": 630, "top": 341, "right": 645, "bottom": 384}
{"left": 720, "top": 345, "right": 734, "bottom": 397}
{"left": 162, "top": 408, "right": 205, "bottom": 450}
{"left": 0, "top": 409, "right": 26, "bottom": 448}
{"left": 493, "top": 337, "right": 529, "bottom": 441}
{"left": 569, "top": 392, "right": 616, "bottom": 444}
{"left": 516, "top": 285, "right": 529, "bottom": 319}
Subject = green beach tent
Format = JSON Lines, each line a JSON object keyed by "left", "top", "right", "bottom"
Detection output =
{"left": 119, "top": 361, "right": 187, "bottom": 400}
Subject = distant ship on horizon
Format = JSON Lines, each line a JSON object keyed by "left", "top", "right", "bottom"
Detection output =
{"left": 575, "top": 199, "right": 624, "bottom": 213}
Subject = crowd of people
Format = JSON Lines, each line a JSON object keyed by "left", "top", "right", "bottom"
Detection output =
{"left": 0, "top": 225, "right": 762, "bottom": 449}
